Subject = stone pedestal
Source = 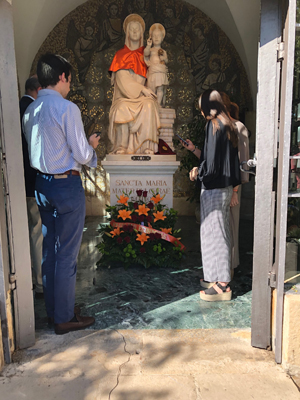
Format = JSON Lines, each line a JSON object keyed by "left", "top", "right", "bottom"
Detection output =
{"left": 102, "top": 155, "right": 180, "bottom": 209}
{"left": 159, "top": 108, "right": 176, "bottom": 151}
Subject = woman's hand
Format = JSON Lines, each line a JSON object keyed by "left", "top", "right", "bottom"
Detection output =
{"left": 189, "top": 166, "right": 199, "bottom": 181}
{"left": 230, "top": 192, "right": 239, "bottom": 207}
{"left": 180, "top": 138, "right": 194, "bottom": 151}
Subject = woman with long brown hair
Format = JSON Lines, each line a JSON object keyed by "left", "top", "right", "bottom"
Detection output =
{"left": 220, "top": 92, "right": 250, "bottom": 275}
{"left": 189, "top": 89, "right": 240, "bottom": 301}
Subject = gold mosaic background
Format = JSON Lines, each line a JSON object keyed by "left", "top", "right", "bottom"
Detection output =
{"left": 30, "top": 0, "right": 252, "bottom": 201}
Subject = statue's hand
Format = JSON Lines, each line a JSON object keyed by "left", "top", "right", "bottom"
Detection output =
{"left": 147, "top": 37, "right": 152, "bottom": 47}
{"left": 158, "top": 48, "right": 164, "bottom": 56}
{"left": 142, "top": 87, "right": 157, "bottom": 99}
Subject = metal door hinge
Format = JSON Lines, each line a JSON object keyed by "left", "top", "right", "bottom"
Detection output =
{"left": 277, "top": 42, "right": 284, "bottom": 61}
{"left": 268, "top": 272, "right": 276, "bottom": 288}
{"left": 9, "top": 273, "right": 16, "bottom": 289}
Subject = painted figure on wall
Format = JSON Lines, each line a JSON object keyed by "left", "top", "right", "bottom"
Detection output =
{"left": 202, "top": 54, "right": 226, "bottom": 91}
{"left": 97, "top": 2, "right": 123, "bottom": 51}
{"left": 185, "top": 22, "right": 209, "bottom": 93}
{"left": 144, "top": 23, "right": 169, "bottom": 107}
{"left": 108, "top": 14, "right": 160, "bottom": 154}
{"left": 67, "top": 21, "right": 98, "bottom": 85}
{"left": 163, "top": 6, "right": 181, "bottom": 44}
{"left": 135, "top": 0, "right": 154, "bottom": 32}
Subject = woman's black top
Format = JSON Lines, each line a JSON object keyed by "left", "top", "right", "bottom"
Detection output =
{"left": 198, "top": 118, "right": 241, "bottom": 190}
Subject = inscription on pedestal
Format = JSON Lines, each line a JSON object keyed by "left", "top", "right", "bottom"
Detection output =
{"left": 110, "top": 177, "right": 172, "bottom": 206}
{"left": 102, "top": 156, "right": 180, "bottom": 210}
{"left": 131, "top": 156, "right": 151, "bottom": 161}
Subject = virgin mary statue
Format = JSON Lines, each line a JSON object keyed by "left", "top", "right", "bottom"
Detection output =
{"left": 108, "top": 14, "right": 160, "bottom": 154}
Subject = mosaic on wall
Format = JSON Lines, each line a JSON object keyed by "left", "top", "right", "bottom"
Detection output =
{"left": 30, "top": 0, "right": 252, "bottom": 199}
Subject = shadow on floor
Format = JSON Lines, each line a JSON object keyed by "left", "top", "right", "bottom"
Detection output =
{"left": 34, "top": 216, "right": 254, "bottom": 331}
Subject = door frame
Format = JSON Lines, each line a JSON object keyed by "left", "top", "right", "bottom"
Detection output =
{"left": 251, "top": 0, "right": 297, "bottom": 363}
{"left": 0, "top": 0, "right": 35, "bottom": 355}
{"left": 251, "top": 0, "right": 282, "bottom": 350}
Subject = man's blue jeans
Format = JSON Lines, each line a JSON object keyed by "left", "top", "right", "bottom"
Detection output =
{"left": 35, "top": 173, "right": 85, "bottom": 324}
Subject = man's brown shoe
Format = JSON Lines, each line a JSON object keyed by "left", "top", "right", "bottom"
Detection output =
{"left": 55, "top": 314, "right": 95, "bottom": 335}
{"left": 48, "top": 306, "right": 81, "bottom": 329}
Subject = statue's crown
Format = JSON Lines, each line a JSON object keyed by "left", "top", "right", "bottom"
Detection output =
{"left": 123, "top": 14, "right": 145, "bottom": 33}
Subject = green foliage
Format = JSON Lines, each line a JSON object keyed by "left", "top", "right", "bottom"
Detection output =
{"left": 287, "top": 198, "right": 300, "bottom": 239}
{"left": 287, "top": 227, "right": 300, "bottom": 241}
{"left": 97, "top": 189, "right": 185, "bottom": 269}
{"left": 174, "top": 109, "right": 206, "bottom": 202}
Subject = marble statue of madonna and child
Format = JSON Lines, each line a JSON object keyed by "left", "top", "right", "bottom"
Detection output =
{"left": 108, "top": 14, "right": 169, "bottom": 155}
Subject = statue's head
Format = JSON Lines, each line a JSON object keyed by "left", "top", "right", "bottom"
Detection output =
{"left": 123, "top": 14, "right": 145, "bottom": 48}
{"left": 149, "top": 23, "right": 165, "bottom": 46}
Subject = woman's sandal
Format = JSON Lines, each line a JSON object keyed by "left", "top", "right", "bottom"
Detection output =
{"left": 200, "top": 282, "right": 232, "bottom": 302}
{"left": 200, "top": 279, "right": 215, "bottom": 289}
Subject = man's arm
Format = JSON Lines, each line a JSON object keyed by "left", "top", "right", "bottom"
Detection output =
{"left": 64, "top": 103, "right": 98, "bottom": 167}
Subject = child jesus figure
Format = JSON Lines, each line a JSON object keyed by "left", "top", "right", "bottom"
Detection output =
{"left": 144, "top": 23, "right": 169, "bottom": 107}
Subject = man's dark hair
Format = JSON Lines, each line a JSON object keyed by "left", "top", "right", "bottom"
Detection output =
{"left": 25, "top": 76, "right": 41, "bottom": 92}
{"left": 37, "top": 53, "right": 72, "bottom": 88}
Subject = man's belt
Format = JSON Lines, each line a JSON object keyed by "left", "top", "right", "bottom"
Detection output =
{"left": 37, "top": 170, "right": 80, "bottom": 177}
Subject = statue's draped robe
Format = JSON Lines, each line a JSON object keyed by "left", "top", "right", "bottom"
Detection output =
{"left": 108, "top": 45, "right": 160, "bottom": 154}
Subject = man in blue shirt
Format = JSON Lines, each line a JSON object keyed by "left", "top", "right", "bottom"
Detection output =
{"left": 23, "top": 54, "right": 100, "bottom": 334}
{"left": 20, "top": 76, "right": 44, "bottom": 299}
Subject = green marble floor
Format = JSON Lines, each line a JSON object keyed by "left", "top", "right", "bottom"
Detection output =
{"left": 34, "top": 215, "right": 254, "bottom": 331}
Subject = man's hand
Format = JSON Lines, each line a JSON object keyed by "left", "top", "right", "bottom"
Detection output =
{"left": 189, "top": 166, "right": 199, "bottom": 181}
{"left": 88, "top": 133, "right": 100, "bottom": 149}
{"left": 142, "top": 87, "right": 157, "bottom": 99}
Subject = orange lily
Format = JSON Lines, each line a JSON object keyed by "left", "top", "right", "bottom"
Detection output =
{"left": 161, "top": 228, "right": 172, "bottom": 234}
{"left": 150, "top": 194, "right": 165, "bottom": 204}
{"left": 153, "top": 211, "right": 166, "bottom": 222}
{"left": 135, "top": 204, "right": 150, "bottom": 216}
{"left": 117, "top": 194, "right": 129, "bottom": 206}
{"left": 110, "top": 227, "right": 124, "bottom": 237}
{"left": 136, "top": 232, "right": 149, "bottom": 245}
{"left": 118, "top": 209, "right": 132, "bottom": 220}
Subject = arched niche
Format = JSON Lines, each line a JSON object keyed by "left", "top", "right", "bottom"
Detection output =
{"left": 30, "top": 0, "right": 252, "bottom": 207}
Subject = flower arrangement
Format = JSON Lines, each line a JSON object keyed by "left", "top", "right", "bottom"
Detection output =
{"left": 97, "top": 189, "right": 185, "bottom": 269}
